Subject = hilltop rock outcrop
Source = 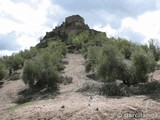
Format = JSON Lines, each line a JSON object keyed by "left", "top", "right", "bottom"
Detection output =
{"left": 36, "top": 15, "right": 105, "bottom": 48}
{"left": 44, "top": 15, "right": 89, "bottom": 39}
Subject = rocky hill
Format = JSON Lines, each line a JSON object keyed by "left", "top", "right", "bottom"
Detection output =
{"left": 36, "top": 15, "right": 104, "bottom": 48}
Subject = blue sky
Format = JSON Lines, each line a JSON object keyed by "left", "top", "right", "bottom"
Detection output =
{"left": 0, "top": 0, "right": 160, "bottom": 56}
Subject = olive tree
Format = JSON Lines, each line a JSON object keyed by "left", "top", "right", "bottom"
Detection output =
{"left": 22, "top": 52, "right": 60, "bottom": 90}
{"left": 85, "top": 46, "right": 101, "bottom": 73}
{"left": 149, "top": 39, "right": 160, "bottom": 61}
{"left": 129, "top": 48, "right": 156, "bottom": 84}
{"left": 0, "top": 62, "right": 6, "bottom": 80}
{"left": 96, "top": 44, "right": 125, "bottom": 82}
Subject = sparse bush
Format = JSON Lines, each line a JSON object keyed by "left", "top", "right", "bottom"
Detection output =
{"left": 20, "top": 48, "right": 66, "bottom": 89}
{"left": 129, "top": 85, "right": 140, "bottom": 95}
{"left": 130, "top": 48, "right": 156, "bottom": 84}
{"left": 20, "top": 48, "right": 38, "bottom": 60}
{"left": 136, "top": 81, "right": 160, "bottom": 95}
{"left": 41, "top": 51, "right": 63, "bottom": 71}
{"left": 141, "top": 44, "right": 149, "bottom": 53}
{"left": 89, "top": 32, "right": 107, "bottom": 47}
{"left": 20, "top": 50, "right": 32, "bottom": 59}
{"left": 85, "top": 46, "right": 100, "bottom": 73}
{"left": 12, "top": 54, "right": 24, "bottom": 70}
{"left": 127, "top": 81, "right": 160, "bottom": 95}
{"left": 68, "top": 31, "right": 91, "bottom": 50}
{"left": 0, "top": 62, "right": 6, "bottom": 80}
{"left": 76, "top": 82, "right": 100, "bottom": 94}
{"left": 116, "top": 38, "right": 133, "bottom": 59}
{"left": 149, "top": 39, "right": 160, "bottom": 61}
{"left": 22, "top": 60, "right": 36, "bottom": 88}
{"left": 100, "top": 82, "right": 122, "bottom": 96}
{"left": 5, "top": 54, "right": 24, "bottom": 71}
{"left": 146, "top": 51, "right": 156, "bottom": 73}
{"left": 22, "top": 52, "right": 60, "bottom": 90}
{"left": 83, "top": 37, "right": 156, "bottom": 88}
{"left": 97, "top": 44, "right": 125, "bottom": 82}
{"left": 100, "top": 81, "right": 160, "bottom": 96}
{"left": 119, "top": 84, "right": 131, "bottom": 96}
{"left": 48, "top": 41, "right": 67, "bottom": 56}
{"left": 44, "top": 66, "right": 59, "bottom": 89}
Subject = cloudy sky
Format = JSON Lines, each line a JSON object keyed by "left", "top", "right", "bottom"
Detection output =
{"left": 0, "top": 0, "right": 160, "bottom": 56}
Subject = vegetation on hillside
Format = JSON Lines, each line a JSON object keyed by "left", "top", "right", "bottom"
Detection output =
{"left": 22, "top": 41, "right": 67, "bottom": 90}
{"left": 0, "top": 62, "right": 6, "bottom": 80}
{"left": 84, "top": 36, "right": 157, "bottom": 81}
{"left": 1, "top": 40, "right": 67, "bottom": 91}
{"left": 1, "top": 15, "right": 160, "bottom": 96}
{"left": 81, "top": 33, "right": 159, "bottom": 96}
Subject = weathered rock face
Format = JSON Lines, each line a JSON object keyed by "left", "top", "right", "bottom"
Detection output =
{"left": 66, "top": 15, "right": 85, "bottom": 24}
{"left": 64, "top": 15, "right": 89, "bottom": 34}
{"left": 43, "top": 15, "right": 89, "bottom": 40}
{"left": 36, "top": 15, "right": 104, "bottom": 48}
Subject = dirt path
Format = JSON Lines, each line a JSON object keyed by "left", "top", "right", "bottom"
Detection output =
{"left": 59, "top": 53, "right": 87, "bottom": 94}
{"left": 1, "top": 54, "right": 160, "bottom": 120}
{"left": 0, "top": 78, "right": 26, "bottom": 113}
{"left": 59, "top": 53, "right": 99, "bottom": 94}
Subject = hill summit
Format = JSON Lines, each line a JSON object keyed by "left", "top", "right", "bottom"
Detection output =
{"left": 36, "top": 15, "right": 104, "bottom": 48}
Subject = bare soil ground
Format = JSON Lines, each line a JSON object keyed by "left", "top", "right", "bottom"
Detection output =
{"left": 0, "top": 54, "right": 160, "bottom": 120}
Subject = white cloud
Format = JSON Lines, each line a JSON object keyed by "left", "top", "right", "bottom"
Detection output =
{"left": 93, "top": 24, "right": 118, "bottom": 37}
{"left": 121, "top": 10, "right": 160, "bottom": 43}
{"left": 0, "top": 0, "right": 159, "bottom": 57}
{"left": 0, "top": 50, "right": 18, "bottom": 57}
{"left": 16, "top": 33, "right": 39, "bottom": 49}
{"left": 0, "top": 0, "right": 62, "bottom": 51}
{"left": 94, "top": 9, "right": 160, "bottom": 44}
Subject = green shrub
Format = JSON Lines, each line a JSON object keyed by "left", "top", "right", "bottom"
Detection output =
{"left": 149, "top": 39, "right": 160, "bottom": 61}
{"left": 85, "top": 46, "right": 100, "bottom": 73}
{"left": 120, "top": 49, "right": 156, "bottom": 86}
{"left": 68, "top": 31, "right": 91, "bottom": 50}
{"left": 130, "top": 48, "right": 156, "bottom": 84}
{"left": 119, "top": 84, "right": 131, "bottom": 96}
{"left": 41, "top": 51, "right": 63, "bottom": 71}
{"left": 22, "top": 60, "right": 36, "bottom": 88}
{"left": 0, "top": 62, "right": 6, "bottom": 80}
{"left": 100, "top": 82, "right": 122, "bottom": 96}
{"left": 121, "top": 65, "right": 136, "bottom": 86}
{"left": 146, "top": 51, "right": 156, "bottom": 73}
{"left": 97, "top": 44, "right": 125, "bottom": 82}
{"left": 44, "top": 66, "right": 59, "bottom": 89}
{"left": 20, "top": 48, "right": 38, "bottom": 60}
{"left": 126, "top": 81, "right": 160, "bottom": 95}
{"left": 22, "top": 52, "right": 60, "bottom": 90}
{"left": 129, "top": 85, "right": 140, "bottom": 95}
{"left": 100, "top": 81, "right": 160, "bottom": 96}
{"left": 48, "top": 41, "right": 67, "bottom": 56}
{"left": 76, "top": 82, "right": 100, "bottom": 94}
{"left": 141, "top": 44, "right": 149, "bottom": 53}
{"left": 117, "top": 38, "right": 133, "bottom": 59}
{"left": 20, "top": 50, "right": 32, "bottom": 59}
{"left": 12, "top": 55, "right": 24, "bottom": 70}
{"left": 5, "top": 54, "right": 24, "bottom": 71}
{"left": 136, "top": 81, "right": 160, "bottom": 95}
{"left": 84, "top": 38, "right": 156, "bottom": 87}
